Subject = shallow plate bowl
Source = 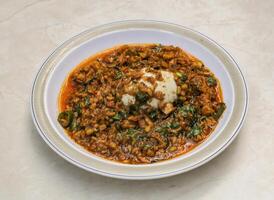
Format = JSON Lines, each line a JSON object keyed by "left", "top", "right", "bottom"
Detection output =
{"left": 31, "top": 20, "right": 248, "bottom": 180}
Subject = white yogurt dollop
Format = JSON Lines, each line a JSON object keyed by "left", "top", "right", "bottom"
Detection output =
{"left": 121, "top": 70, "right": 177, "bottom": 108}
{"left": 151, "top": 70, "right": 177, "bottom": 107}
{"left": 121, "top": 94, "right": 136, "bottom": 106}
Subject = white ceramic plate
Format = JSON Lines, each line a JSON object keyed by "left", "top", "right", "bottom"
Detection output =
{"left": 31, "top": 20, "right": 248, "bottom": 180}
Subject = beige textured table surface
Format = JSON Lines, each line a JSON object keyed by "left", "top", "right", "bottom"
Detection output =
{"left": 0, "top": 0, "right": 273, "bottom": 199}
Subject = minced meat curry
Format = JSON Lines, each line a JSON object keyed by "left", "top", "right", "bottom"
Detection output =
{"left": 58, "top": 44, "right": 226, "bottom": 164}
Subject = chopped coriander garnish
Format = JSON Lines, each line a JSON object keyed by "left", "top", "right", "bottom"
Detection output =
{"left": 58, "top": 111, "right": 73, "bottom": 128}
{"left": 143, "top": 144, "right": 152, "bottom": 150}
{"left": 155, "top": 126, "right": 169, "bottom": 137}
{"left": 84, "top": 96, "right": 90, "bottom": 106}
{"left": 170, "top": 122, "right": 180, "bottom": 129}
{"left": 187, "top": 124, "right": 201, "bottom": 137}
{"left": 207, "top": 76, "right": 217, "bottom": 86}
{"left": 75, "top": 103, "right": 82, "bottom": 115}
{"left": 180, "top": 74, "right": 188, "bottom": 82}
{"left": 113, "top": 111, "right": 127, "bottom": 121}
{"left": 212, "top": 103, "right": 226, "bottom": 120}
{"left": 114, "top": 70, "right": 123, "bottom": 80}
{"left": 112, "top": 113, "right": 122, "bottom": 121}
{"left": 129, "top": 104, "right": 139, "bottom": 114}
{"left": 69, "top": 118, "right": 78, "bottom": 131}
{"left": 179, "top": 105, "right": 196, "bottom": 117}
{"left": 176, "top": 72, "right": 188, "bottom": 82}
{"left": 148, "top": 109, "right": 158, "bottom": 121}
{"left": 135, "top": 91, "right": 149, "bottom": 105}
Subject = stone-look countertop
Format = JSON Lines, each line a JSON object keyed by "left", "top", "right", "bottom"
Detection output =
{"left": 0, "top": 0, "right": 273, "bottom": 199}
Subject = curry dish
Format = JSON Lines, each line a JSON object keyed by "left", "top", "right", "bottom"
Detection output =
{"left": 58, "top": 44, "right": 226, "bottom": 164}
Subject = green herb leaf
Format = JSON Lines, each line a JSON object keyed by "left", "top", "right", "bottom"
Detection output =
{"left": 207, "top": 76, "right": 217, "bottom": 86}
{"left": 86, "top": 76, "right": 95, "bottom": 84}
{"left": 176, "top": 72, "right": 188, "bottom": 83}
{"left": 58, "top": 111, "right": 73, "bottom": 128}
{"left": 84, "top": 96, "right": 90, "bottom": 106}
{"left": 173, "top": 99, "right": 184, "bottom": 107}
{"left": 119, "top": 110, "right": 127, "bottom": 118}
{"left": 114, "top": 70, "right": 123, "bottom": 80}
{"left": 187, "top": 124, "right": 201, "bottom": 137}
{"left": 179, "top": 105, "right": 196, "bottom": 117}
{"left": 170, "top": 122, "right": 180, "bottom": 129}
{"left": 75, "top": 103, "right": 82, "bottom": 115}
{"left": 127, "top": 128, "right": 138, "bottom": 137}
{"left": 148, "top": 109, "right": 158, "bottom": 121}
{"left": 135, "top": 91, "right": 149, "bottom": 105}
{"left": 136, "top": 134, "right": 149, "bottom": 141}
{"left": 143, "top": 144, "right": 152, "bottom": 150}
{"left": 112, "top": 113, "right": 122, "bottom": 121}
{"left": 112, "top": 111, "right": 127, "bottom": 121}
{"left": 190, "top": 84, "right": 201, "bottom": 96}
{"left": 129, "top": 104, "right": 139, "bottom": 114}
{"left": 156, "top": 125, "right": 169, "bottom": 137}
{"left": 115, "top": 122, "right": 122, "bottom": 131}
{"left": 212, "top": 103, "right": 226, "bottom": 120}
{"left": 69, "top": 118, "right": 78, "bottom": 131}
{"left": 127, "top": 128, "right": 135, "bottom": 135}
{"left": 181, "top": 74, "right": 188, "bottom": 82}
{"left": 199, "top": 116, "right": 207, "bottom": 122}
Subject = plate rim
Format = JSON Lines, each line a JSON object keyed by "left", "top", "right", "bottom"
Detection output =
{"left": 30, "top": 20, "right": 248, "bottom": 180}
